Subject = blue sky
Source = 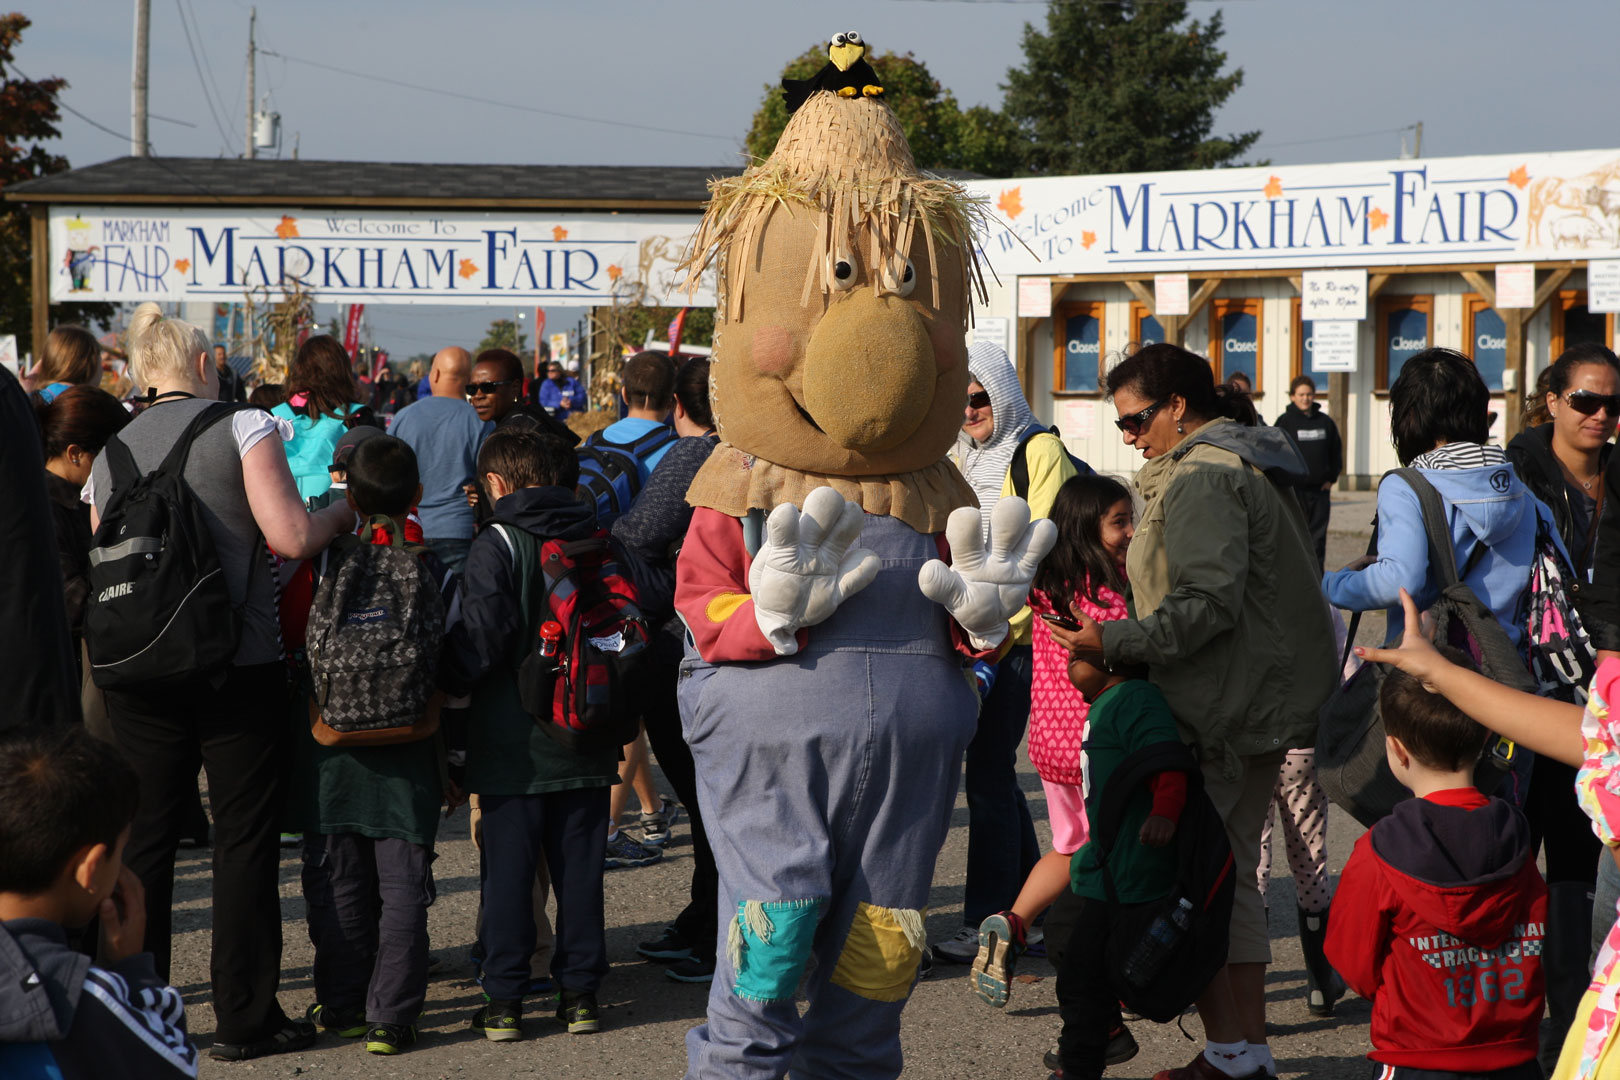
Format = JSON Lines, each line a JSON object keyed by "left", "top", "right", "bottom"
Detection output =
{"left": 24, "top": 0, "right": 1620, "bottom": 356}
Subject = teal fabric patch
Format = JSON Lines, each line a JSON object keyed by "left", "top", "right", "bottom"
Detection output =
{"left": 731, "top": 898, "right": 826, "bottom": 1003}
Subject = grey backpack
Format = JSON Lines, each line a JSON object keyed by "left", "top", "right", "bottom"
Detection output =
{"left": 305, "top": 519, "right": 446, "bottom": 746}
{"left": 1316, "top": 468, "right": 1535, "bottom": 827}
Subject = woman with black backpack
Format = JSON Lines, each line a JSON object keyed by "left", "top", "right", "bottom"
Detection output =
{"left": 85, "top": 303, "right": 355, "bottom": 1063}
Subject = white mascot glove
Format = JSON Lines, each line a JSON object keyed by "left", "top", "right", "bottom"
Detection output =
{"left": 749, "top": 486, "right": 882, "bottom": 657}
{"left": 918, "top": 496, "right": 1058, "bottom": 651}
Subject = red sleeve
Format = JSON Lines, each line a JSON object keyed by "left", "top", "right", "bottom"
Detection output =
{"left": 1324, "top": 833, "right": 1393, "bottom": 1002}
{"left": 279, "top": 560, "right": 314, "bottom": 650}
{"left": 1147, "top": 770, "right": 1187, "bottom": 823}
{"left": 674, "top": 508, "right": 803, "bottom": 662}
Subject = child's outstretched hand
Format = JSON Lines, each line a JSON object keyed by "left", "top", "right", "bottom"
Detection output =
{"left": 1355, "top": 588, "right": 1447, "bottom": 684}
{"left": 98, "top": 864, "right": 147, "bottom": 966}
{"left": 1138, "top": 815, "right": 1175, "bottom": 847}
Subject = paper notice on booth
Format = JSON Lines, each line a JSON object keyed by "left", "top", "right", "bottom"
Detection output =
{"left": 1154, "top": 274, "right": 1189, "bottom": 316}
{"left": 1496, "top": 264, "right": 1535, "bottom": 309}
{"left": 1311, "top": 320, "right": 1358, "bottom": 372}
{"left": 1301, "top": 271, "right": 1368, "bottom": 321}
{"left": 1017, "top": 278, "right": 1051, "bottom": 318}
{"left": 972, "top": 317, "right": 1011, "bottom": 356}
{"left": 1590, "top": 261, "right": 1620, "bottom": 313}
{"left": 0, "top": 335, "right": 16, "bottom": 376}
{"left": 1058, "top": 399, "right": 1098, "bottom": 440}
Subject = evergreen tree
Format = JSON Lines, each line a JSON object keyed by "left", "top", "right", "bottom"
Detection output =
{"left": 745, "top": 46, "right": 1022, "bottom": 177}
{"left": 0, "top": 15, "right": 114, "bottom": 357}
{"left": 1001, "top": 0, "right": 1259, "bottom": 175}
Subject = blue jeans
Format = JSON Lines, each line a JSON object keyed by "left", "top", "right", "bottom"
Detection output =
{"left": 962, "top": 643, "right": 1039, "bottom": 927}
{"left": 426, "top": 537, "right": 472, "bottom": 576}
{"left": 1595, "top": 847, "right": 1620, "bottom": 965}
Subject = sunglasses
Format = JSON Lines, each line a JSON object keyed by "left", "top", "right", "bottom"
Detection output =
{"left": 1565, "top": 389, "right": 1620, "bottom": 417}
{"left": 966, "top": 390, "right": 992, "bottom": 409}
{"left": 466, "top": 378, "right": 517, "bottom": 397}
{"left": 1114, "top": 398, "right": 1168, "bottom": 435}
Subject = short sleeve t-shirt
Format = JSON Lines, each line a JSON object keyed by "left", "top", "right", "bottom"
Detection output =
{"left": 1069, "top": 679, "right": 1184, "bottom": 904}
{"left": 388, "top": 396, "right": 490, "bottom": 541}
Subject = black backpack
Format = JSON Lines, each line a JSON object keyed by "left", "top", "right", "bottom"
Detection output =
{"left": 85, "top": 403, "right": 254, "bottom": 690}
{"left": 575, "top": 426, "right": 678, "bottom": 527}
{"left": 1091, "top": 741, "right": 1235, "bottom": 1024}
{"left": 1317, "top": 468, "right": 1535, "bottom": 827}
{"left": 1009, "top": 424, "right": 1093, "bottom": 500}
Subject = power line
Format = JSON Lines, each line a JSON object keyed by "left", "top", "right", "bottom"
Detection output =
{"left": 256, "top": 48, "right": 739, "bottom": 144}
{"left": 183, "top": 0, "right": 239, "bottom": 142}
{"left": 1252, "top": 124, "right": 1418, "bottom": 151}
{"left": 173, "top": 0, "right": 234, "bottom": 153}
{"left": 9, "top": 60, "right": 151, "bottom": 151}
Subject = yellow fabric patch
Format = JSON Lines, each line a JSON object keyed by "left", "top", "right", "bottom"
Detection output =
{"left": 830, "top": 902, "right": 925, "bottom": 1003}
{"left": 705, "top": 592, "right": 752, "bottom": 624}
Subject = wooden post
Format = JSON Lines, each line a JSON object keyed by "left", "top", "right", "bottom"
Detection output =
{"left": 30, "top": 205, "right": 48, "bottom": 360}
{"left": 1503, "top": 308, "right": 1526, "bottom": 434}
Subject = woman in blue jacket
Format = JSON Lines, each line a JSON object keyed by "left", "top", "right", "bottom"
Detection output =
{"left": 272, "top": 336, "right": 363, "bottom": 500}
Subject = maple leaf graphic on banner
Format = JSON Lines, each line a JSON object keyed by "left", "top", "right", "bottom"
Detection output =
{"left": 275, "top": 216, "right": 300, "bottom": 239}
{"left": 174, "top": 259, "right": 191, "bottom": 273}
{"left": 1368, "top": 208, "right": 1390, "bottom": 231}
{"left": 1263, "top": 176, "right": 1283, "bottom": 199}
{"left": 1081, "top": 231, "right": 1097, "bottom": 250}
{"left": 458, "top": 259, "right": 479, "bottom": 280}
{"left": 997, "top": 187, "right": 1024, "bottom": 219}
{"left": 606, "top": 264, "right": 623, "bottom": 281}
{"left": 552, "top": 226, "right": 569, "bottom": 241}
{"left": 1507, "top": 165, "right": 1530, "bottom": 189}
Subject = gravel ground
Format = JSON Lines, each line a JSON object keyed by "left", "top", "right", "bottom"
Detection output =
{"left": 175, "top": 495, "right": 1405, "bottom": 1080}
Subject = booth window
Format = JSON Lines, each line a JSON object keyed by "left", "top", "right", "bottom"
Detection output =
{"left": 1054, "top": 301, "right": 1105, "bottom": 394}
{"left": 1376, "top": 295, "right": 1434, "bottom": 389}
{"left": 1129, "top": 302, "right": 1164, "bottom": 350}
{"left": 1210, "top": 297, "right": 1263, "bottom": 391}
{"left": 1462, "top": 294, "right": 1507, "bottom": 392}
{"left": 1551, "top": 290, "right": 1616, "bottom": 358}
{"left": 1290, "top": 297, "right": 1337, "bottom": 394}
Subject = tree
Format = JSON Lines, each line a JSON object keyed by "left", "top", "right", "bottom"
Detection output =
{"left": 745, "top": 46, "right": 1023, "bottom": 177}
{"left": 1000, "top": 0, "right": 1259, "bottom": 176}
{"left": 477, "top": 318, "right": 528, "bottom": 355}
{"left": 0, "top": 15, "right": 114, "bottom": 357}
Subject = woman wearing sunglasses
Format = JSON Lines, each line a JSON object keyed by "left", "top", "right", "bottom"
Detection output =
{"left": 1051, "top": 342, "right": 1337, "bottom": 1080}
{"left": 1511, "top": 342, "right": 1620, "bottom": 1065}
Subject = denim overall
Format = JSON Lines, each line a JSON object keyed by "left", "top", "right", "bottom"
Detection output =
{"left": 678, "top": 513, "right": 978, "bottom": 1079}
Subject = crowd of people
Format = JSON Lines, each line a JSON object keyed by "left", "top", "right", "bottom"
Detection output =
{"left": 8, "top": 304, "right": 1620, "bottom": 1080}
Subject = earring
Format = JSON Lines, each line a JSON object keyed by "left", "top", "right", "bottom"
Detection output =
{"left": 1176, "top": 421, "right": 1184, "bottom": 434}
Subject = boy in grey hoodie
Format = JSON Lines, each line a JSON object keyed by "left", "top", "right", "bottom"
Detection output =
{"left": 0, "top": 726, "right": 196, "bottom": 1079}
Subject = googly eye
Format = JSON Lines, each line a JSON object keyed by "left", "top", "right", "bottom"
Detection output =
{"left": 881, "top": 258, "right": 917, "bottom": 297}
{"left": 831, "top": 33, "right": 847, "bottom": 47}
{"left": 846, "top": 31, "right": 862, "bottom": 44}
{"left": 827, "top": 254, "right": 857, "bottom": 292}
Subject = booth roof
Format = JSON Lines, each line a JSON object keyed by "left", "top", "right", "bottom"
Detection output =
{"left": 4, "top": 157, "right": 984, "bottom": 212}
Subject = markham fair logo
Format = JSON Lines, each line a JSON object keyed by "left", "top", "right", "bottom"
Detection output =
{"left": 59, "top": 213, "right": 634, "bottom": 298}
{"left": 983, "top": 158, "right": 1620, "bottom": 264}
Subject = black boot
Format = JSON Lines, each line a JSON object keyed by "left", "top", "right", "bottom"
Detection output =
{"left": 1299, "top": 904, "right": 1345, "bottom": 1017}
{"left": 1542, "top": 882, "right": 1596, "bottom": 1073}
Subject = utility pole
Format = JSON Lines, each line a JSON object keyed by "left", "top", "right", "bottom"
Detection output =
{"left": 131, "top": 0, "right": 150, "bottom": 156}
{"left": 244, "top": 7, "right": 256, "bottom": 159}
{"left": 1413, "top": 121, "right": 1423, "bottom": 158}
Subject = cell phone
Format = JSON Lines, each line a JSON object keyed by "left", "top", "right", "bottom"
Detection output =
{"left": 1040, "top": 612, "right": 1081, "bottom": 632}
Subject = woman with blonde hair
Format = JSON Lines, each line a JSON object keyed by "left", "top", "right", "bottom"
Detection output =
{"left": 29, "top": 325, "right": 101, "bottom": 403}
{"left": 86, "top": 302, "right": 355, "bottom": 1062}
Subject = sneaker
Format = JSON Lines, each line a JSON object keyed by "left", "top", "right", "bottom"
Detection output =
{"left": 665, "top": 955, "right": 716, "bottom": 983}
{"left": 604, "top": 831, "right": 663, "bottom": 869}
{"left": 1044, "top": 1025, "right": 1137, "bottom": 1070}
{"left": 1024, "top": 923, "right": 1047, "bottom": 958}
{"left": 557, "top": 990, "right": 600, "bottom": 1034}
{"left": 637, "top": 925, "right": 695, "bottom": 961}
{"left": 364, "top": 1022, "right": 416, "bottom": 1055}
{"left": 305, "top": 1002, "right": 367, "bottom": 1038}
{"left": 917, "top": 949, "right": 933, "bottom": 979}
{"left": 208, "top": 1019, "right": 318, "bottom": 1061}
{"left": 638, "top": 796, "right": 681, "bottom": 847}
{"left": 470, "top": 1000, "right": 522, "bottom": 1042}
{"left": 932, "top": 925, "right": 980, "bottom": 964}
{"left": 1155, "top": 1051, "right": 1269, "bottom": 1080}
{"left": 969, "top": 912, "right": 1023, "bottom": 1008}
{"left": 279, "top": 832, "right": 303, "bottom": 847}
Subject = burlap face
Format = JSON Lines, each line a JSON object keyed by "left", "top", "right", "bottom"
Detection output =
{"left": 710, "top": 201, "right": 970, "bottom": 476}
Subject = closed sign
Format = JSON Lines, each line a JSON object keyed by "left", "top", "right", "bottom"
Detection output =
{"left": 1065, "top": 312, "right": 1101, "bottom": 392}
{"left": 1473, "top": 308, "right": 1507, "bottom": 391}
{"left": 1386, "top": 306, "right": 1429, "bottom": 383}
{"left": 1221, "top": 309, "right": 1259, "bottom": 382}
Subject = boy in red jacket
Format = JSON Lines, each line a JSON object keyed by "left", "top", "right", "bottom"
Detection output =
{"left": 1326, "top": 649, "right": 1546, "bottom": 1080}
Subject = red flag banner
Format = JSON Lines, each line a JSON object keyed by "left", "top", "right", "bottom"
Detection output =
{"left": 343, "top": 304, "right": 365, "bottom": 358}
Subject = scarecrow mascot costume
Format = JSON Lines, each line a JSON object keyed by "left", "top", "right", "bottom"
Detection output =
{"left": 674, "top": 39, "right": 1056, "bottom": 1080}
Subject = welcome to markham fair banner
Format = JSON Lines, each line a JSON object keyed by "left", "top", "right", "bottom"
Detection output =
{"left": 49, "top": 149, "right": 1620, "bottom": 306}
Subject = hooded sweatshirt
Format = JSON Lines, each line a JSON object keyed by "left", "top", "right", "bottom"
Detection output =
{"left": 1322, "top": 444, "right": 1561, "bottom": 649}
{"left": 1272, "top": 400, "right": 1342, "bottom": 489}
{"left": 1325, "top": 788, "right": 1546, "bottom": 1071}
{"left": 0, "top": 918, "right": 197, "bottom": 1079}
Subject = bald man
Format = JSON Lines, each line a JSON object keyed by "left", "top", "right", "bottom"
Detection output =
{"left": 388, "top": 345, "right": 488, "bottom": 572}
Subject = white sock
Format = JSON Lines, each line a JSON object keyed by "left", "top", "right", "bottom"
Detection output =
{"left": 1249, "top": 1044, "right": 1277, "bottom": 1077}
{"left": 1204, "top": 1040, "right": 1258, "bottom": 1079}
{"left": 606, "top": 829, "right": 621, "bottom": 843}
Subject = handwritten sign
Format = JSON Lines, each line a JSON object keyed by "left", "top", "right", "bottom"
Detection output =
{"left": 1059, "top": 398, "right": 1099, "bottom": 440}
{"left": 1496, "top": 263, "right": 1535, "bottom": 309}
{"left": 1154, "top": 273, "right": 1189, "bottom": 316}
{"left": 1589, "top": 261, "right": 1620, "bottom": 313}
{"left": 1311, "top": 320, "right": 1359, "bottom": 372}
{"left": 1017, "top": 277, "right": 1052, "bottom": 318}
{"left": 1301, "top": 270, "right": 1368, "bottom": 321}
{"left": 972, "top": 316, "right": 1011, "bottom": 356}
